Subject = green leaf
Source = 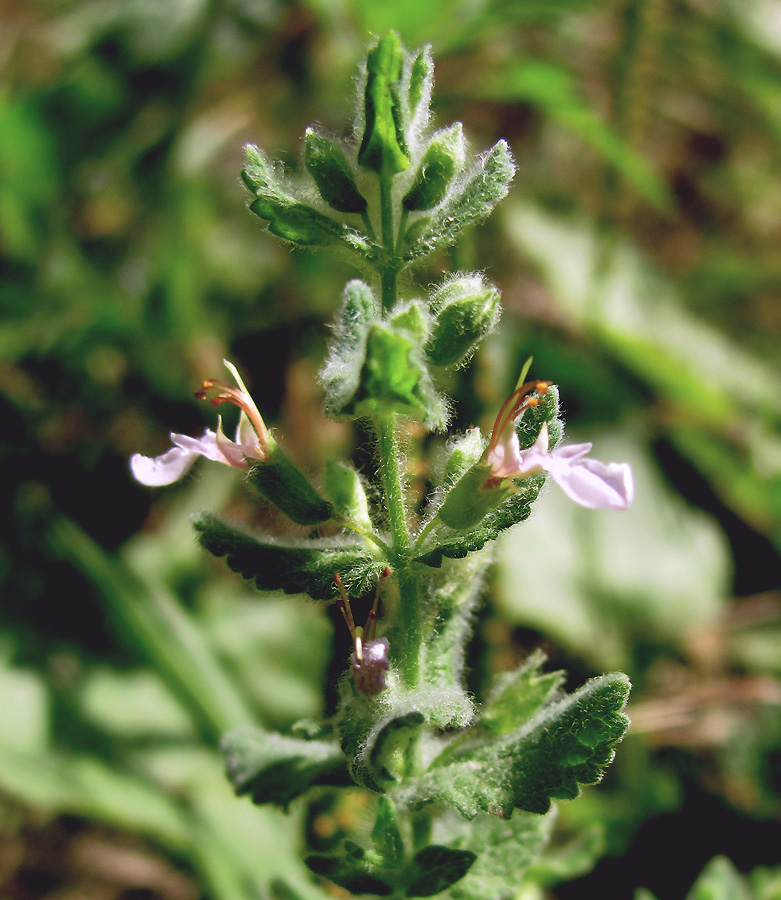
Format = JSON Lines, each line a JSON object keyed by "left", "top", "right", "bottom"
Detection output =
{"left": 222, "top": 726, "right": 349, "bottom": 807}
{"left": 242, "top": 145, "right": 371, "bottom": 253}
{"left": 404, "top": 141, "right": 515, "bottom": 263}
{"left": 306, "top": 848, "right": 393, "bottom": 896}
{"left": 192, "top": 513, "right": 382, "bottom": 601}
{"left": 325, "top": 460, "right": 374, "bottom": 533}
{"left": 406, "top": 846, "right": 477, "bottom": 897}
{"left": 339, "top": 680, "right": 474, "bottom": 792}
{"left": 358, "top": 32, "right": 411, "bottom": 175}
{"left": 247, "top": 439, "right": 333, "bottom": 526}
{"left": 402, "top": 673, "right": 630, "bottom": 818}
{"left": 304, "top": 128, "right": 367, "bottom": 214}
{"left": 480, "top": 649, "right": 564, "bottom": 734}
{"left": 686, "top": 857, "right": 751, "bottom": 900}
{"left": 436, "top": 811, "right": 553, "bottom": 900}
{"left": 335, "top": 318, "right": 447, "bottom": 429}
{"left": 407, "top": 46, "right": 433, "bottom": 125}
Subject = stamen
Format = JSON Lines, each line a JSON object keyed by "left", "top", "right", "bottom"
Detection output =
{"left": 487, "top": 380, "right": 550, "bottom": 454}
{"left": 354, "top": 627, "right": 364, "bottom": 663}
{"left": 195, "top": 366, "right": 270, "bottom": 458}
{"left": 334, "top": 573, "right": 355, "bottom": 638}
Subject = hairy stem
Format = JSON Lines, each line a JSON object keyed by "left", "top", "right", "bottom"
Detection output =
{"left": 377, "top": 414, "right": 420, "bottom": 686}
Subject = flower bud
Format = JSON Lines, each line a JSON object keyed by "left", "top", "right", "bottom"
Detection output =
{"left": 358, "top": 32, "right": 410, "bottom": 175}
{"left": 426, "top": 276, "right": 500, "bottom": 368}
{"left": 305, "top": 129, "right": 367, "bottom": 214}
{"left": 402, "top": 124, "right": 465, "bottom": 211}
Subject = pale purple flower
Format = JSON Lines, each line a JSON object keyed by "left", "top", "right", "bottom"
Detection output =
{"left": 130, "top": 360, "right": 270, "bottom": 487}
{"left": 483, "top": 380, "right": 633, "bottom": 510}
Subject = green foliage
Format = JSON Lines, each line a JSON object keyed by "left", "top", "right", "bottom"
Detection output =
{"left": 242, "top": 145, "right": 371, "bottom": 255}
{"left": 20, "top": 7, "right": 781, "bottom": 898}
{"left": 193, "top": 513, "right": 383, "bottom": 600}
{"left": 401, "top": 673, "right": 630, "bottom": 818}
{"left": 222, "top": 726, "right": 348, "bottom": 807}
{"left": 403, "top": 141, "right": 516, "bottom": 263}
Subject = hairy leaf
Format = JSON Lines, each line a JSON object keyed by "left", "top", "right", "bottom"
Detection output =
{"left": 222, "top": 726, "right": 349, "bottom": 807}
{"left": 306, "top": 848, "right": 393, "bottom": 896}
{"left": 192, "top": 513, "right": 382, "bottom": 600}
{"left": 242, "top": 144, "right": 371, "bottom": 254}
{"left": 404, "top": 141, "right": 515, "bottom": 263}
{"left": 358, "top": 32, "right": 410, "bottom": 175}
{"left": 402, "top": 673, "right": 630, "bottom": 818}
{"left": 406, "top": 846, "right": 477, "bottom": 897}
{"left": 480, "top": 650, "right": 565, "bottom": 735}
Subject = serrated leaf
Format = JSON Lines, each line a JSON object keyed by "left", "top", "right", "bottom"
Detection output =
{"left": 242, "top": 144, "right": 371, "bottom": 254}
{"left": 406, "top": 846, "right": 477, "bottom": 897}
{"left": 192, "top": 513, "right": 382, "bottom": 601}
{"left": 222, "top": 726, "right": 349, "bottom": 807}
{"left": 480, "top": 649, "right": 565, "bottom": 734}
{"left": 438, "top": 811, "right": 553, "bottom": 900}
{"left": 404, "top": 141, "right": 515, "bottom": 264}
{"left": 402, "top": 673, "right": 630, "bottom": 818}
{"left": 415, "top": 476, "right": 546, "bottom": 568}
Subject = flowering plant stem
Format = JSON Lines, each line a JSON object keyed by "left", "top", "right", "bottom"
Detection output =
{"left": 132, "top": 31, "right": 635, "bottom": 900}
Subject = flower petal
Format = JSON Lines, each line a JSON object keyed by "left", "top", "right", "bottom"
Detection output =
{"left": 130, "top": 446, "right": 199, "bottom": 486}
{"left": 171, "top": 429, "right": 224, "bottom": 463}
{"left": 549, "top": 458, "right": 634, "bottom": 509}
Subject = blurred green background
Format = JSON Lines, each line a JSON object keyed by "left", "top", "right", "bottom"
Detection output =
{"left": 2, "top": 0, "right": 781, "bottom": 897}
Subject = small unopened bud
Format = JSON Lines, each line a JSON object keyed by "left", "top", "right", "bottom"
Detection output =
{"left": 426, "top": 276, "right": 500, "bottom": 368}
{"left": 402, "top": 124, "right": 465, "bottom": 211}
{"left": 358, "top": 32, "right": 410, "bottom": 175}
{"left": 305, "top": 129, "right": 367, "bottom": 214}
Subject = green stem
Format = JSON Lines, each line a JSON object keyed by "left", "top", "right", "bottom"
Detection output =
{"left": 377, "top": 414, "right": 420, "bottom": 685}
{"left": 412, "top": 516, "right": 439, "bottom": 554}
{"left": 379, "top": 170, "right": 398, "bottom": 311}
{"left": 335, "top": 515, "right": 392, "bottom": 554}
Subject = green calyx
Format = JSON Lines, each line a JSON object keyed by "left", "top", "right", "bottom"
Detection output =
{"left": 403, "top": 124, "right": 465, "bottom": 212}
{"left": 305, "top": 128, "right": 367, "bottom": 214}
{"left": 426, "top": 275, "right": 500, "bottom": 368}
